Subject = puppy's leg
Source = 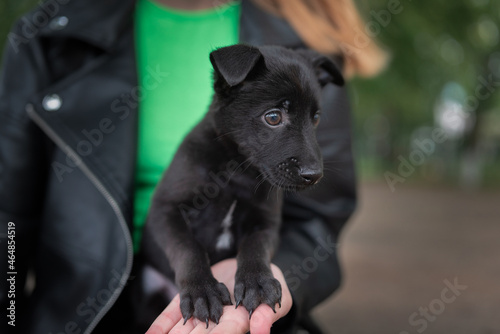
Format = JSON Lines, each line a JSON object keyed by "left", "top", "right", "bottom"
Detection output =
{"left": 234, "top": 206, "right": 282, "bottom": 317}
{"left": 175, "top": 241, "right": 233, "bottom": 326}
{"left": 146, "top": 202, "right": 232, "bottom": 326}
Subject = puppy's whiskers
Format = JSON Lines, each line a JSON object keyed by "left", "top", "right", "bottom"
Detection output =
{"left": 213, "top": 129, "right": 243, "bottom": 141}
{"left": 266, "top": 178, "right": 280, "bottom": 200}
{"left": 228, "top": 158, "right": 252, "bottom": 180}
{"left": 322, "top": 166, "right": 347, "bottom": 178}
{"left": 253, "top": 173, "right": 267, "bottom": 194}
{"left": 276, "top": 179, "right": 286, "bottom": 202}
{"left": 266, "top": 183, "right": 274, "bottom": 200}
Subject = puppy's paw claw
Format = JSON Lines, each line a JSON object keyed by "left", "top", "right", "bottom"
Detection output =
{"left": 235, "top": 299, "right": 242, "bottom": 309}
{"left": 234, "top": 271, "right": 282, "bottom": 318}
{"left": 179, "top": 278, "right": 231, "bottom": 326}
{"left": 180, "top": 294, "right": 193, "bottom": 325}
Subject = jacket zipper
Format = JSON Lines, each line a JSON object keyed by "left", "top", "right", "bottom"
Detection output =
{"left": 26, "top": 104, "right": 134, "bottom": 334}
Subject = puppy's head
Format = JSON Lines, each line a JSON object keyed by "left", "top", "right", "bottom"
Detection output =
{"left": 209, "top": 45, "right": 344, "bottom": 191}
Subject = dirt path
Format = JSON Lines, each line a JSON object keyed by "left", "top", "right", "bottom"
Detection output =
{"left": 312, "top": 182, "right": 500, "bottom": 334}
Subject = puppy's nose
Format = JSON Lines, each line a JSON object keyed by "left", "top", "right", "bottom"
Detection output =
{"left": 299, "top": 169, "right": 323, "bottom": 186}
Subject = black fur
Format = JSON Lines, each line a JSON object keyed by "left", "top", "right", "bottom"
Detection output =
{"left": 141, "top": 44, "right": 344, "bottom": 326}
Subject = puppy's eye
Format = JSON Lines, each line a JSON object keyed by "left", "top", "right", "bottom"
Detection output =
{"left": 264, "top": 110, "right": 282, "bottom": 126}
{"left": 313, "top": 111, "right": 321, "bottom": 126}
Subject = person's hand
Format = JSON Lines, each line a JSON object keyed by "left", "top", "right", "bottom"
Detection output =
{"left": 146, "top": 258, "right": 293, "bottom": 334}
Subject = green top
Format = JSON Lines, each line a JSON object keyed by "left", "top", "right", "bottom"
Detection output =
{"left": 133, "top": 0, "right": 241, "bottom": 251}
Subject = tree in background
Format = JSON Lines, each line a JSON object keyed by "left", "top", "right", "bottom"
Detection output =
{"left": 352, "top": 0, "right": 500, "bottom": 188}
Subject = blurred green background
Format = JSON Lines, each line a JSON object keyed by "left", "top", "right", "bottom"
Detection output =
{"left": 1, "top": 0, "right": 499, "bottom": 189}
{"left": 352, "top": 0, "right": 500, "bottom": 189}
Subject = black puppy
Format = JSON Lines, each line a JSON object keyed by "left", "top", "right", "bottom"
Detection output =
{"left": 142, "top": 44, "right": 344, "bottom": 326}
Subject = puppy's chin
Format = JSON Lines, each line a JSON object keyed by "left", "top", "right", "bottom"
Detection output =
{"left": 268, "top": 178, "right": 314, "bottom": 192}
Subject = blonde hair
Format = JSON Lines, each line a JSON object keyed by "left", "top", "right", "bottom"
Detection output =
{"left": 251, "top": 0, "right": 388, "bottom": 78}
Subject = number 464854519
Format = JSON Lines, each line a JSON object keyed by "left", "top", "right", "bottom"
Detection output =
{"left": 7, "top": 222, "right": 15, "bottom": 270}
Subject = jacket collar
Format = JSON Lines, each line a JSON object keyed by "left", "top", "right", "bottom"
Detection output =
{"left": 36, "top": 0, "right": 303, "bottom": 50}
{"left": 37, "top": 0, "right": 137, "bottom": 51}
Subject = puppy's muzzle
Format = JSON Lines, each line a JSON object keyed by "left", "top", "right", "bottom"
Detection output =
{"left": 277, "top": 157, "right": 323, "bottom": 188}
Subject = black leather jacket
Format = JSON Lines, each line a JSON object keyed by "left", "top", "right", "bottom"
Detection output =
{"left": 0, "top": 0, "right": 356, "bottom": 333}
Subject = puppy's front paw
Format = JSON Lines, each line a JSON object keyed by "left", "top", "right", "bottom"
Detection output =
{"left": 234, "top": 269, "right": 282, "bottom": 318}
{"left": 179, "top": 278, "right": 232, "bottom": 327}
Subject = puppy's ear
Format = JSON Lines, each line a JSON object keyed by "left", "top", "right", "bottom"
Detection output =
{"left": 210, "top": 45, "right": 263, "bottom": 87}
{"left": 297, "top": 49, "right": 345, "bottom": 87}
